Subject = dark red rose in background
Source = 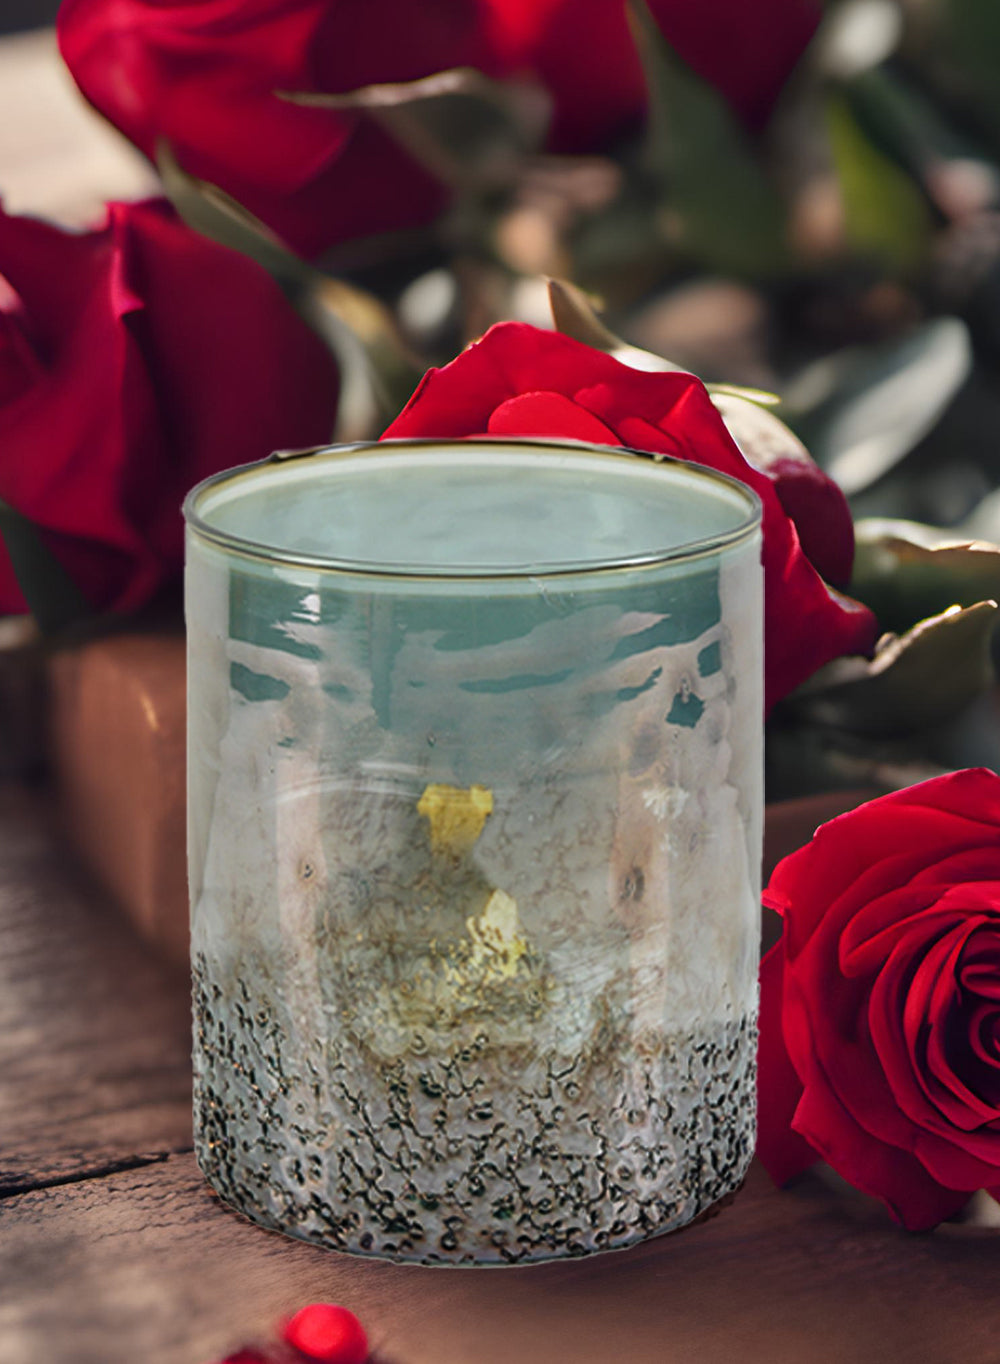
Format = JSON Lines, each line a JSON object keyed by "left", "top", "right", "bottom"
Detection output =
{"left": 487, "top": 0, "right": 822, "bottom": 151}
{"left": 0, "top": 198, "right": 338, "bottom": 616}
{"left": 759, "top": 768, "right": 1000, "bottom": 1229}
{"left": 381, "top": 322, "right": 877, "bottom": 711}
{"left": 57, "top": 0, "right": 505, "bottom": 259}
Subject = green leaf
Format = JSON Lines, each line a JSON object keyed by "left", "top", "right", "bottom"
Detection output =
{"left": 789, "top": 600, "right": 998, "bottom": 735}
{"left": 626, "top": 0, "right": 787, "bottom": 277}
{"left": 0, "top": 500, "right": 92, "bottom": 635}
{"left": 282, "top": 67, "right": 550, "bottom": 192}
{"left": 787, "top": 317, "right": 972, "bottom": 495}
{"left": 158, "top": 143, "right": 422, "bottom": 441}
{"left": 844, "top": 64, "right": 994, "bottom": 208}
{"left": 926, "top": 0, "right": 1000, "bottom": 147}
{"left": 825, "top": 91, "right": 932, "bottom": 272}
{"left": 851, "top": 517, "right": 1000, "bottom": 633}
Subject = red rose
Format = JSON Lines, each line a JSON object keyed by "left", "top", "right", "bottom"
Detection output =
{"left": 758, "top": 768, "right": 1000, "bottom": 1229}
{"left": 0, "top": 199, "right": 338, "bottom": 616}
{"left": 382, "top": 322, "right": 877, "bottom": 711}
{"left": 58, "top": 0, "right": 505, "bottom": 259}
{"left": 487, "top": 0, "right": 822, "bottom": 151}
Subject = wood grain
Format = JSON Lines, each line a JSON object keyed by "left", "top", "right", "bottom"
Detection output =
{"left": 3, "top": 1152, "right": 1000, "bottom": 1364}
{"left": 0, "top": 786, "right": 192, "bottom": 1193}
{"left": 4, "top": 784, "right": 1000, "bottom": 1364}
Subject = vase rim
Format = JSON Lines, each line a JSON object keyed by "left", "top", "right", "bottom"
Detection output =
{"left": 183, "top": 436, "right": 762, "bottom": 582}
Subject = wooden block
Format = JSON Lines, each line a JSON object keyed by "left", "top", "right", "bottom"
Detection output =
{"left": 0, "top": 784, "right": 191, "bottom": 1194}
{"left": 47, "top": 631, "right": 188, "bottom": 966}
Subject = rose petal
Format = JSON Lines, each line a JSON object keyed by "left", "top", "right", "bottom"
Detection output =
{"left": 756, "top": 941, "right": 820, "bottom": 1183}
{"left": 840, "top": 883, "right": 960, "bottom": 975}
{"left": 791, "top": 1075, "right": 968, "bottom": 1230}
{"left": 874, "top": 919, "right": 995, "bottom": 1129}
{"left": 909, "top": 849, "right": 1000, "bottom": 890}
{"left": 59, "top": 0, "right": 504, "bottom": 256}
{"left": 767, "top": 775, "right": 1000, "bottom": 956}
{"left": 924, "top": 926, "right": 1000, "bottom": 1123}
{"left": 0, "top": 200, "right": 338, "bottom": 614}
{"left": 487, "top": 390, "right": 621, "bottom": 445}
{"left": 493, "top": 0, "right": 821, "bottom": 151}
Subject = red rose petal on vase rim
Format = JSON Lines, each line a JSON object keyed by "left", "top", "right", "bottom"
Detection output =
{"left": 383, "top": 321, "right": 879, "bottom": 711}
{"left": 486, "top": 389, "right": 620, "bottom": 445}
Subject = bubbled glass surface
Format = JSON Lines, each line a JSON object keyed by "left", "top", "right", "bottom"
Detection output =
{"left": 186, "top": 440, "right": 763, "bottom": 1264}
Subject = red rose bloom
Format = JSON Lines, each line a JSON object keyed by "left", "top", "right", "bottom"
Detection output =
{"left": 758, "top": 768, "right": 1000, "bottom": 1229}
{"left": 58, "top": 0, "right": 504, "bottom": 258}
{"left": 487, "top": 0, "right": 822, "bottom": 150}
{"left": 0, "top": 199, "right": 338, "bottom": 616}
{"left": 382, "top": 322, "right": 876, "bottom": 711}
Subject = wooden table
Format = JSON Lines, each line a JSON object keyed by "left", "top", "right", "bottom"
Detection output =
{"left": 3, "top": 31, "right": 1000, "bottom": 1364}
{"left": 3, "top": 782, "right": 1000, "bottom": 1364}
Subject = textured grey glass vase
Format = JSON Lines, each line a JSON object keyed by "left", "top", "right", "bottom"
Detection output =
{"left": 185, "top": 438, "right": 763, "bottom": 1265}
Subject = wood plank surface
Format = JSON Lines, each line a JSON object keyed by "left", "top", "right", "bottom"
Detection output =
{"left": 4, "top": 784, "right": 1000, "bottom": 1364}
{"left": 0, "top": 785, "right": 192, "bottom": 1193}
{"left": 4, "top": 1151, "right": 1000, "bottom": 1364}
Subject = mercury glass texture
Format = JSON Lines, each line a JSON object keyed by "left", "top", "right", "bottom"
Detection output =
{"left": 185, "top": 440, "right": 763, "bottom": 1265}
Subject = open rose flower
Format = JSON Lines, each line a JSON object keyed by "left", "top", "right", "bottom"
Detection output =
{"left": 0, "top": 198, "right": 338, "bottom": 616}
{"left": 382, "top": 322, "right": 877, "bottom": 711}
{"left": 487, "top": 0, "right": 822, "bottom": 151}
{"left": 58, "top": 0, "right": 507, "bottom": 258}
{"left": 758, "top": 768, "right": 1000, "bottom": 1229}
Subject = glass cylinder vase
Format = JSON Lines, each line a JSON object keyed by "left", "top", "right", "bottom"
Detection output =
{"left": 185, "top": 437, "right": 763, "bottom": 1265}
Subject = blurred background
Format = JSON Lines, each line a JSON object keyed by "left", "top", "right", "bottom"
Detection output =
{"left": 4, "top": 0, "right": 1000, "bottom": 801}
{"left": 4, "top": 2, "right": 59, "bottom": 33}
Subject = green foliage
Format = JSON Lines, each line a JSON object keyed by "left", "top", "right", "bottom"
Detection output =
{"left": 789, "top": 318, "right": 972, "bottom": 495}
{"left": 282, "top": 67, "right": 550, "bottom": 194}
{"left": 790, "top": 600, "right": 998, "bottom": 736}
{"left": 627, "top": 0, "right": 787, "bottom": 278}
{"left": 929, "top": 0, "right": 1000, "bottom": 143}
{"left": 0, "top": 500, "right": 92, "bottom": 635}
{"left": 826, "top": 92, "right": 932, "bottom": 272}
{"left": 851, "top": 517, "right": 1000, "bottom": 634}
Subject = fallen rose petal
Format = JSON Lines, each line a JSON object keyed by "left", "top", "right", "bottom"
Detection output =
{"left": 282, "top": 1303, "right": 369, "bottom": 1364}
